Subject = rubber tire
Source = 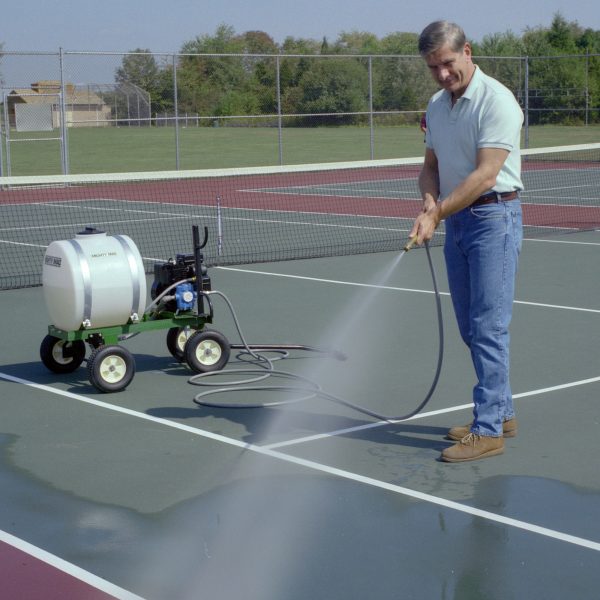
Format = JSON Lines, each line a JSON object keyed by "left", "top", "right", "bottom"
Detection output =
{"left": 40, "top": 335, "right": 86, "bottom": 374}
{"left": 87, "top": 345, "right": 135, "bottom": 393}
{"left": 184, "top": 329, "right": 230, "bottom": 373}
{"left": 166, "top": 327, "right": 194, "bottom": 362}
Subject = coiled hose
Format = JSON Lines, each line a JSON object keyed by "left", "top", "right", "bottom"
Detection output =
{"left": 190, "top": 241, "right": 443, "bottom": 422}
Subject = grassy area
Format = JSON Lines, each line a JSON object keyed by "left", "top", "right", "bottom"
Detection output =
{"left": 2, "top": 124, "right": 599, "bottom": 176}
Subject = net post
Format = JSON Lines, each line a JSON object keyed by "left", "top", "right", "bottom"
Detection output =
{"left": 216, "top": 195, "right": 223, "bottom": 256}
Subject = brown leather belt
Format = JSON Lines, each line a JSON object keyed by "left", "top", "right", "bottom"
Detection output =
{"left": 472, "top": 191, "right": 519, "bottom": 206}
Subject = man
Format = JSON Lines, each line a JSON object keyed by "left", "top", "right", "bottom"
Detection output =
{"left": 409, "top": 21, "right": 524, "bottom": 462}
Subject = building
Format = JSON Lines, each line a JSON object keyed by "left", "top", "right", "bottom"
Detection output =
{"left": 6, "top": 81, "right": 112, "bottom": 129}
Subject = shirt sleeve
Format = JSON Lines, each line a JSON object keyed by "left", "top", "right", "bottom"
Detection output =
{"left": 477, "top": 92, "right": 523, "bottom": 152}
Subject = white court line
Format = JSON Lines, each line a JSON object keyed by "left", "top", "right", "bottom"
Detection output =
{"left": 217, "top": 266, "right": 446, "bottom": 296}
{"left": 0, "top": 528, "right": 144, "bottom": 600}
{"left": 527, "top": 237, "right": 600, "bottom": 246}
{"left": 262, "top": 375, "right": 600, "bottom": 450}
{"left": 242, "top": 186, "right": 421, "bottom": 201}
{"left": 0, "top": 237, "right": 171, "bottom": 265}
{"left": 216, "top": 267, "right": 600, "bottom": 314}
{"left": 0, "top": 239, "right": 47, "bottom": 249}
{"left": 1, "top": 371, "right": 600, "bottom": 553}
{"left": 0, "top": 215, "right": 192, "bottom": 233}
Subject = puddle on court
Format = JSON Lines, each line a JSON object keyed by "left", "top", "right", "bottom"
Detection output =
{"left": 1, "top": 430, "right": 599, "bottom": 600}
{"left": 468, "top": 474, "right": 600, "bottom": 541}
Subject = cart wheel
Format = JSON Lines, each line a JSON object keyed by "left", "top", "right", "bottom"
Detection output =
{"left": 87, "top": 345, "right": 135, "bottom": 393}
{"left": 40, "top": 335, "right": 86, "bottom": 374}
{"left": 185, "top": 329, "right": 230, "bottom": 373}
{"left": 166, "top": 327, "right": 194, "bottom": 362}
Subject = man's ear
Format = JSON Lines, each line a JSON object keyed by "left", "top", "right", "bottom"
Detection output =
{"left": 463, "top": 42, "right": 473, "bottom": 60}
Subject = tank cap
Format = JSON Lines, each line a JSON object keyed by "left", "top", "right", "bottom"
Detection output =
{"left": 77, "top": 226, "right": 106, "bottom": 235}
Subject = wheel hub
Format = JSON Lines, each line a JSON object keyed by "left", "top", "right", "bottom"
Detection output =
{"left": 197, "top": 341, "right": 221, "bottom": 365}
{"left": 100, "top": 356, "right": 126, "bottom": 383}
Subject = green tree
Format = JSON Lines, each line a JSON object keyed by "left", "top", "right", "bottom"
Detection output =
{"left": 286, "top": 58, "right": 369, "bottom": 124}
{"left": 576, "top": 28, "right": 600, "bottom": 53}
{"left": 372, "top": 32, "right": 433, "bottom": 114}
{"left": 115, "top": 49, "right": 159, "bottom": 89}
{"left": 237, "top": 31, "right": 279, "bottom": 114}
{"left": 177, "top": 25, "right": 247, "bottom": 116}
{"left": 240, "top": 30, "right": 278, "bottom": 54}
{"left": 546, "top": 13, "right": 579, "bottom": 53}
{"left": 379, "top": 32, "right": 419, "bottom": 54}
{"left": 524, "top": 14, "right": 592, "bottom": 124}
{"left": 333, "top": 31, "right": 381, "bottom": 54}
{"left": 279, "top": 37, "right": 320, "bottom": 91}
{"left": 373, "top": 55, "right": 435, "bottom": 112}
{"left": 114, "top": 49, "right": 173, "bottom": 115}
{"left": 475, "top": 31, "right": 526, "bottom": 56}
{"left": 178, "top": 25, "right": 282, "bottom": 117}
{"left": 576, "top": 28, "right": 600, "bottom": 123}
{"left": 153, "top": 62, "right": 176, "bottom": 114}
{"left": 115, "top": 20, "right": 600, "bottom": 127}
{"left": 474, "top": 32, "right": 527, "bottom": 103}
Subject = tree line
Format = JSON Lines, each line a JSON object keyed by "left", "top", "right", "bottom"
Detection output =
{"left": 114, "top": 14, "right": 600, "bottom": 125}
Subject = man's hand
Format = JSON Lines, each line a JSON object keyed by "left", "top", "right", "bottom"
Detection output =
{"left": 409, "top": 201, "right": 442, "bottom": 245}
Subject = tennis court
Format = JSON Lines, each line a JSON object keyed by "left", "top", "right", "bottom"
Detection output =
{"left": 1, "top": 143, "right": 599, "bottom": 290}
{"left": 0, "top": 145, "right": 599, "bottom": 598}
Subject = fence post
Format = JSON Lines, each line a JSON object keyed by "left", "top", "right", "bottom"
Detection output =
{"left": 524, "top": 56, "right": 529, "bottom": 149}
{"left": 585, "top": 50, "right": 590, "bottom": 126}
{"left": 368, "top": 56, "right": 374, "bottom": 160}
{"left": 0, "top": 105, "right": 4, "bottom": 177}
{"left": 2, "top": 100, "right": 11, "bottom": 176}
{"left": 276, "top": 55, "right": 284, "bottom": 165}
{"left": 59, "top": 48, "right": 70, "bottom": 173}
{"left": 173, "top": 54, "right": 180, "bottom": 170}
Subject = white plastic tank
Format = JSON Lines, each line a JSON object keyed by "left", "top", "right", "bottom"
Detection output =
{"left": 43, "top": 228, "right": 147, "bottom": 331}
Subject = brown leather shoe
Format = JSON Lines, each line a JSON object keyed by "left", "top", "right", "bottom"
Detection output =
{"left": 446, "top": 418, "right": 517, "bottom": 441}
{"left": 441, "top": 433, "right": 504, "bottom": 463}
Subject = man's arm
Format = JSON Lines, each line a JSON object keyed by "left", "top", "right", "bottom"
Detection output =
{"left": 418, "top": 147, "right": 440, "bottom": 213}
{"left": 409, "top": 146, "right": 510, "bottom": 244}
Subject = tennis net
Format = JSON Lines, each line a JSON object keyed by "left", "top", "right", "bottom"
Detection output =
{"left": 1, "top": 142, "right": 599, "bottom": 290}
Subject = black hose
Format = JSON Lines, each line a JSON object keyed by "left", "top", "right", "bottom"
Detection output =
{"left": 190, "top": 241, "right": 444, "bottom": 423}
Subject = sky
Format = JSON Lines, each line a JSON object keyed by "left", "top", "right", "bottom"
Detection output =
{"left": 1, "top": 0, "right": 598, "bottom": 87}
{"left": 2, "top": 0, "right": 599, "bottom": 53}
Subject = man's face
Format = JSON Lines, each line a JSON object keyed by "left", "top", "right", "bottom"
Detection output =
{"left": 425, "top": 42, "right": 474, "bottom": 98}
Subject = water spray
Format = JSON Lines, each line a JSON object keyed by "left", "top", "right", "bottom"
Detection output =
{"left": 190, "top": 235, "right": 444, "bottom": 423}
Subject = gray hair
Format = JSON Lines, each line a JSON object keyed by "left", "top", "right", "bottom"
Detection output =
{"left": 418, "top": 21, "right": 467, "bottom": 56}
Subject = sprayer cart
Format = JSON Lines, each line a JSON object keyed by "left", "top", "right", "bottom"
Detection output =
{"left": 40, "top": 226, "right": 231, "bottom": 393}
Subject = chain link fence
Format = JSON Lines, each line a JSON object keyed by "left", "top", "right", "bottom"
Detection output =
{"left": 0, "top": 49, "right": 598, "bottom": 175}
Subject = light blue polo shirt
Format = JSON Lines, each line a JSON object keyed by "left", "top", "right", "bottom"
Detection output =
{"left": 425, "top": 66, "right": 524, "bottom": 199}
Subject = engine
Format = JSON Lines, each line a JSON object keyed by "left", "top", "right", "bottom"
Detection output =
{"left": 151, "top": 253, "right": 211, "bottom": 313}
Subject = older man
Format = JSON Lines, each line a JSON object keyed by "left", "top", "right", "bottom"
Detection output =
{"left": 409, "top": 21, "right": 524, "bottom": 462}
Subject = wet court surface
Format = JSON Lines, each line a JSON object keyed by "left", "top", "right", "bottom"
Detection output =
{"left": 1, "top": 232, "right": 599, "bottom": 599}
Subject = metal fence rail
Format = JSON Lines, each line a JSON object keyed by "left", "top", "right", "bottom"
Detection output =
{"left": 0, "top": 49, "right": 598, "bottom": 175}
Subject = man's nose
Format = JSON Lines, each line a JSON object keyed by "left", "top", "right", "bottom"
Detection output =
{"left": 438, "top": 67, "right": 450, "bottom": 81}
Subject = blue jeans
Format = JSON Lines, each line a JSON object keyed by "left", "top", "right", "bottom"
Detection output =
{"left": 444, "top": 199, "right": 523, "bottom": 437}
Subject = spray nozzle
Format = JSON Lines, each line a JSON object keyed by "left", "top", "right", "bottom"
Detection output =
{"left": 403, "top": 235, "right": 418, "bottom": 252}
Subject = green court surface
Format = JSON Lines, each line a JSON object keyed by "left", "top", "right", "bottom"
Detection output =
{"left": 1, "top": 230, "right": 599, "bottom": 599}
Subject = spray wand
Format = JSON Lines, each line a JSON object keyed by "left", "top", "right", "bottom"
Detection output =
{"left": 403, "top": 234, "right": 418, "bottom": 252}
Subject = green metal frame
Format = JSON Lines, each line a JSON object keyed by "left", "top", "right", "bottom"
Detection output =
{"left": 47, "top": 311, "right": 212, "bottom": 346}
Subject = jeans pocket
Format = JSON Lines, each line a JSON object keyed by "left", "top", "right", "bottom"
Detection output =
{"left": 469, "top": 204, "right": 505, "bottom": 219}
